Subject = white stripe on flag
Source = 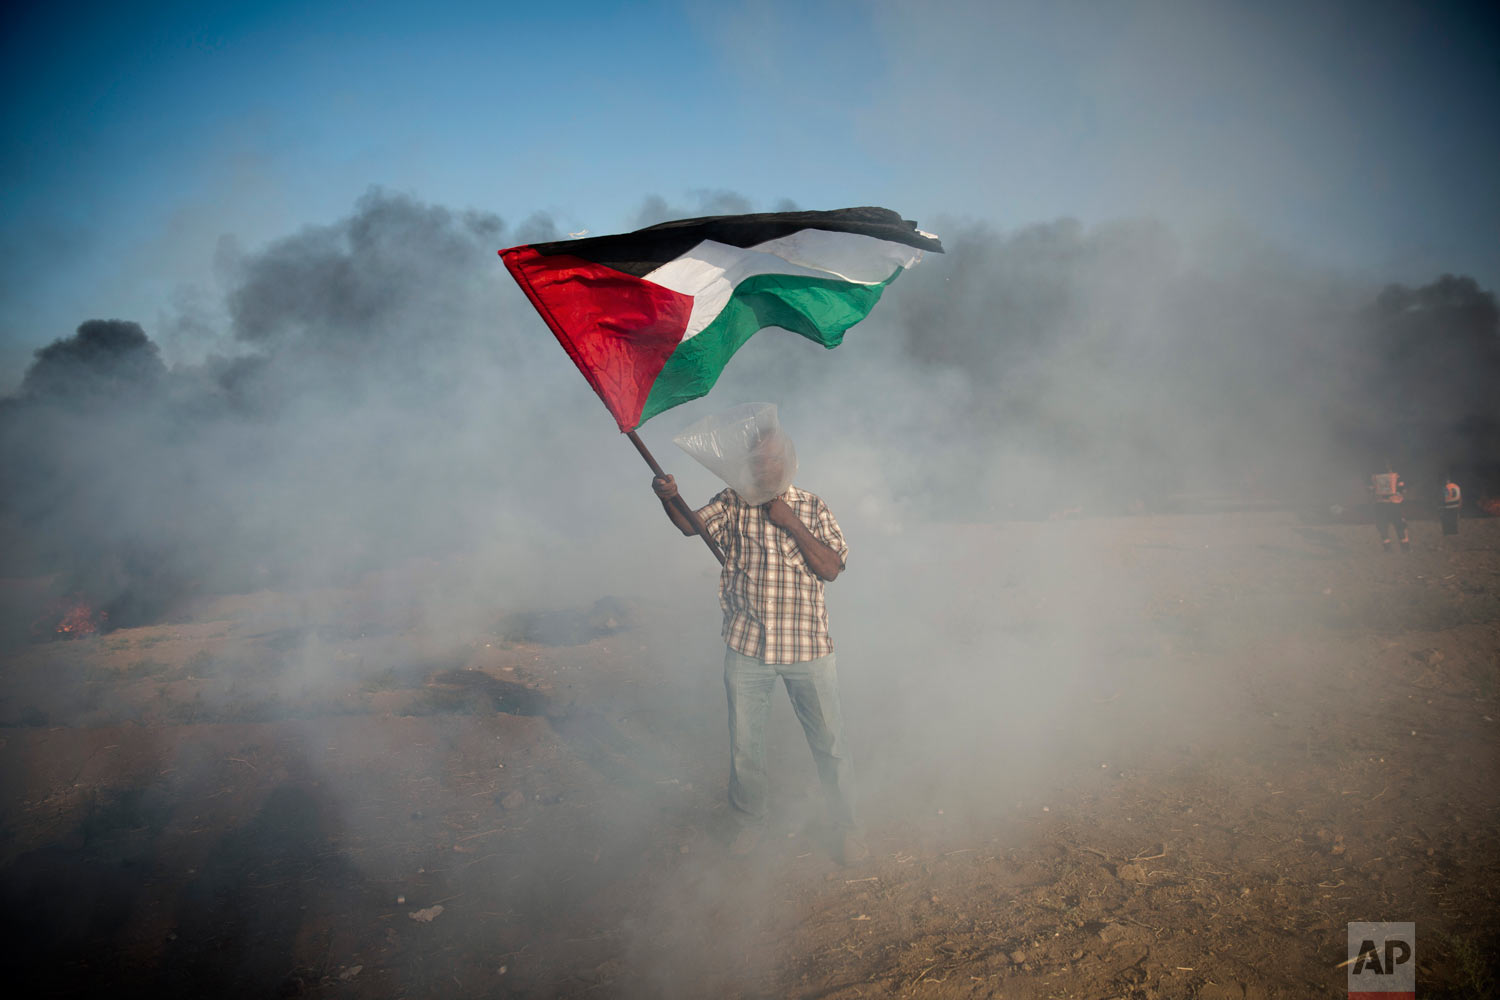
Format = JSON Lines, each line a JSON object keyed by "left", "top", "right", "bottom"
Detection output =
{"left": 643, "top": 232, "right": 922, "bottom": 341}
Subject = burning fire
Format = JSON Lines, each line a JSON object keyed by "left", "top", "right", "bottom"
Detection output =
{"left": 54, "top": 597, "right": 106, "bottom": 637}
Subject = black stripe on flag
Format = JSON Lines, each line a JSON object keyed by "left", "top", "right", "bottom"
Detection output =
{"left": 524, "top": 207, "right": 944, "bottom": 278}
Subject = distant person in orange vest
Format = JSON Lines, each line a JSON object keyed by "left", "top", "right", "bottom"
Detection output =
{"left": 1370, "top": 463, "right": 1409, "bottom": 552}
{"left": 1441, "top": 474, "right": 1462, "bottom": 537}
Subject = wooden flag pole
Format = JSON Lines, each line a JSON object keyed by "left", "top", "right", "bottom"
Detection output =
{"left": 627, "top": 430, "right": 726, "bottom": 566}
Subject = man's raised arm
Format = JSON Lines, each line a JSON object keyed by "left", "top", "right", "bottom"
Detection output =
{"left": 652, "top": 475, "right": 699, "bottom": 536}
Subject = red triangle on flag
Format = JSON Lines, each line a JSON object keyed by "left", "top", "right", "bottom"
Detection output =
{"left": 501, "top": 246, "right": 692, "bottom": 431}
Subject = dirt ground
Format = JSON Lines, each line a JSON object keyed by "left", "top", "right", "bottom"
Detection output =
{"left": 2, "top": 510, "right": 1498, "bottom": 999}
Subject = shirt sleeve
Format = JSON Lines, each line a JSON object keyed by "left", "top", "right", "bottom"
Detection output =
{"left": 695, "top": 489, "right": 733, "bottom": 549}
{"left": 812, "top": 497, "right": 850, "bottom": 568}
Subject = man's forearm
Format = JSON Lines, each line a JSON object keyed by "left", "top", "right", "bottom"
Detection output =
{"left": 651, "top": 475, "right": 701, "bottom": 538}
{"left": 661, "top": 497, "right": 698, "bottom": 536}
{"left": 781, "top": 518, "right": 842, "bottom": 581}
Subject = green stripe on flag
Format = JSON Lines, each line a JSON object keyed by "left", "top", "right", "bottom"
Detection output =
{"left": 638, "top": 269, "right": 902, "bottom": 425}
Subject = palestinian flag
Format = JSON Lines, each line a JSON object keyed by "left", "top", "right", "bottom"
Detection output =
{"left": 500, "top": 207, "right": 943, "bottom": 431}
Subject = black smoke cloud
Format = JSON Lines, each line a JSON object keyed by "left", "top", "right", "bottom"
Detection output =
{"left": 1353, "top": 275, "right": 1500, "bottom": 465}
{"left": 0, "top": 190, "right": 603, "bottom": 632}
{"left": 1, "top": 191, "right": 1497, "bottom": 635}
{"left": 20, "top": 319, "right": 166, "bottom": 402}
{"left": 867, "top": 217, "right": 1500, "bottom": 514}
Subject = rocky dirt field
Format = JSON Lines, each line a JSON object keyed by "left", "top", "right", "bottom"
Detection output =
{"left": 1, "top": 509, "right": 1497, "bottom": 999}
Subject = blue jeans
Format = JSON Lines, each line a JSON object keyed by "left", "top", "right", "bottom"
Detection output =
{"left": 723, "top": 646, "right": 858, "bottom": 831}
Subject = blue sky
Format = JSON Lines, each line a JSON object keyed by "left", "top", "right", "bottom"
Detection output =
{"left": 2, "top": 0, "right": 1496, "bottom": 386}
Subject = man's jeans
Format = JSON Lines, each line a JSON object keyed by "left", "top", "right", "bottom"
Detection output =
{"left": 723, "top": 646, "right": 858, "bottom": 831}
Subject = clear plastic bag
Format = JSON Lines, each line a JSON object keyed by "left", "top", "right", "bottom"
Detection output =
{"left": 673, "top": 403, "right": 798, "bottom": 506}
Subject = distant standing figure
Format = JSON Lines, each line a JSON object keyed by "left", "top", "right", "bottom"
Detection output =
{"left": 1442, "top": 475, "right": 1462, "bottom": 536}
{"left": 1370, "top": 463, "right": 1410, "bottom": 552}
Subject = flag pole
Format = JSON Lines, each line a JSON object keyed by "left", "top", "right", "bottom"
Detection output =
{"left": 626, "top": 430, "right": 726, "bottom": 565}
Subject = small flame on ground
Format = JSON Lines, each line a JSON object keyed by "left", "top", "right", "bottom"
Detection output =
{"left": 54, "top": 598, "right": 106, "bottom": 637}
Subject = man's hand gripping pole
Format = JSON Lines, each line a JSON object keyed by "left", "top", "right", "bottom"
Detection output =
{"left": 627, "top": 430, "right": 726, "bottom": 565}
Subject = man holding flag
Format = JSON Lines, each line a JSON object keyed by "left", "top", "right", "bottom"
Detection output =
{"left": 651, "top": 425, "right": 863, "bottom": 863}
{"left": 500, "top": 205, "right": 941, "bottom": 866}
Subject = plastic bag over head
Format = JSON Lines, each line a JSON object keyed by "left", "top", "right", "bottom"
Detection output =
{"left": 673, "top": 403, "right": 798, "bottom": 506}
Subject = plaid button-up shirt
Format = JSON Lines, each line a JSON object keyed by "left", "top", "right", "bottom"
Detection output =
{"left": 696, "top": 485, "right": 849, "bottom": 664}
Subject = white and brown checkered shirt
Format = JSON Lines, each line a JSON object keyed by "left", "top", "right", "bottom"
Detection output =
{"left": 696, "top": 485, "right": 849, "bottom": 665}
